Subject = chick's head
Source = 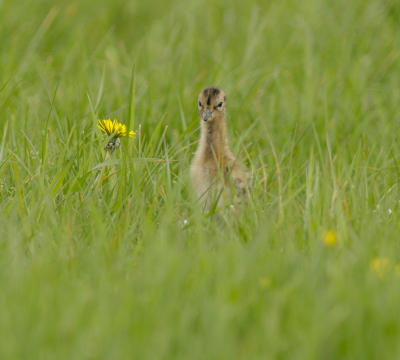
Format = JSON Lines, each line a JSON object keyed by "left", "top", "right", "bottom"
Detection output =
{"left": 197, "top": 87, "right": 226, "bottom": 123}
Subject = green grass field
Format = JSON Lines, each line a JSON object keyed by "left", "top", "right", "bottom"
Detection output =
{"left": 1, "top": 0, "right": 400, "bottom": 358}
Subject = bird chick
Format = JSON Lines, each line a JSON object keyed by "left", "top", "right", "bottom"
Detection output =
{"left": 190, "top": 87, "right": 250, "bottom": 210}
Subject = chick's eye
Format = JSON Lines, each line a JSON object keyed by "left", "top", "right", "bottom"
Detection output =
{"left": 216, "top": 102, "right": 223, "bottom": 108}
{"left": 198, "top": 101, "right": 203, "bottom": 108}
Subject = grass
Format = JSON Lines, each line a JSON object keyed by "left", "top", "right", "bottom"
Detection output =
{"left": 1, "top": 0, "right": 400, "bottom": 358}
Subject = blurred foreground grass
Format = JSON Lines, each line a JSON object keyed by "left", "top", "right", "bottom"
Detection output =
{"left": 1, "top": 0, "right": 400, "bottom": 358}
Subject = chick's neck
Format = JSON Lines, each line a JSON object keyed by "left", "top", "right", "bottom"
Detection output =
{"left": 200, "top": 116, "right": 226, "bottom": 162}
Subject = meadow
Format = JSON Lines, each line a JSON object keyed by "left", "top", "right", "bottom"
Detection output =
{"left": 1, "top": 0, "right": 400, "bottom": 358}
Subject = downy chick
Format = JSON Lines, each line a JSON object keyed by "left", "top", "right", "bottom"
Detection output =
{"left": 190, "top": 87, "right": 250, "bottom": 210}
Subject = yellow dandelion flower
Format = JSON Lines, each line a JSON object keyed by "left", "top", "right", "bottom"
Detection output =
{"left": 97, "top": 118, "right": 135, "bottom": 138}
{"left": 323, "top": 230, "right": 337, "bottom": 247}
{"left": 370, "top": 257, "right": 391, "bottom": 278}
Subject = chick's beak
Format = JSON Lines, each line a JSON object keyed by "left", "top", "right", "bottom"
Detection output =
{"left": 203, "top": 108, "right": 212, "bottom": 121}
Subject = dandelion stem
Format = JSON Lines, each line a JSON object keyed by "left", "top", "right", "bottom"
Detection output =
{"left": 96, "top": 150, "right": 111, "bottom": 191}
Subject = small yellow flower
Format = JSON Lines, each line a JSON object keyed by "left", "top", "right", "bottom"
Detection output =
{"left": 370, "top": 257, "right": 391, "bottom": 278}
{"left": 259, "top": 276, "right": 271, "bottom": 289}
{"left": 323, "top": 230, "right": 337, "bottom": 247}
{"left": 97, "top": 118, "right": 135, "bottom": 138}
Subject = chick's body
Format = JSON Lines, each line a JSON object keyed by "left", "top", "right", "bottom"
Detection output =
{"left": 190, "top": 87, "right": 250, "bottom": 210}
